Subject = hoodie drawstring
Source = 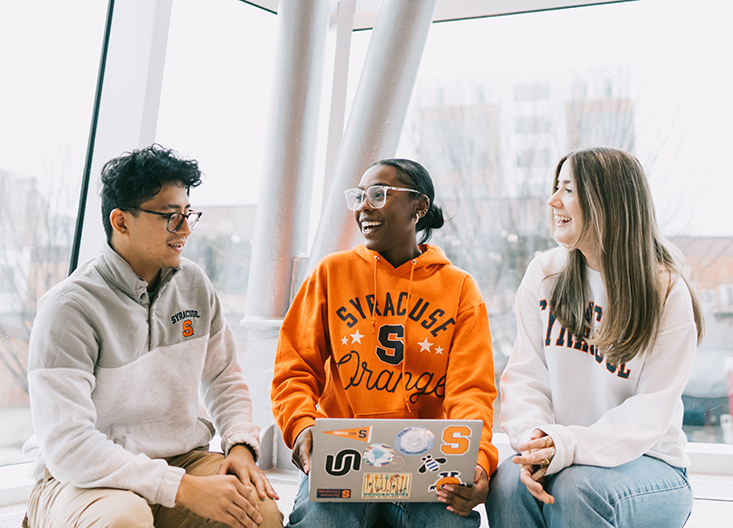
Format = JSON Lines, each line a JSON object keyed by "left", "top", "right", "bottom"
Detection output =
{"left": 403, "top": 260, "right": 416, "bottom": 328}
{"left": 401, "top": 259, "right": 418, "bottom": 415}
{"left": 371, "top": 255, "right": 379, "bottom": 334}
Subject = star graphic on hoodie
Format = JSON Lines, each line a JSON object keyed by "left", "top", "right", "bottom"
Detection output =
{"left": 435, "top": 346, "right": 444, "bottom": 355}
{"left": 418, "top": 338, "right": 433, "bottom": 352}
{"left": 351, "top": 330, "right": 364, "bottom": 344}
{"left": 341, "top": 336, "right": 348, "bottom": 345}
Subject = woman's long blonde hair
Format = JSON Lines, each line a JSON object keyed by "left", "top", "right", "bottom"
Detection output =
{"left": 549, "top": 147, "right": 704, "bottom": 364}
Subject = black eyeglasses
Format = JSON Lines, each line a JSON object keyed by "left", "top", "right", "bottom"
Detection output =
{"left": 120, "top": 207, "right": 202, "bottom": 233}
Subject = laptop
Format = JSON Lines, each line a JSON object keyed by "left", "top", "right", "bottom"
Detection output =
{"left": 309, "top": 418, "right": 482, "bottom": 502}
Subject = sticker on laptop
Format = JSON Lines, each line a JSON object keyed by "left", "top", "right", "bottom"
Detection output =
{"left": 417, "top": 454, "right": 447, "bottom": 473}
{"left": 322, "top": 426, "right": 372, "bottom": 443}
{"left": 325, "top": 449, "right": 361, "bottom": 476}
{"left": 395, "top": 426, "right": 434, "bottom": 456}
{"left": 439, "top": 425, "right": 472, "bottom": 456}
{"left": 362, "top": 443, "right": 395, "bottom": 467}
{"left": 428, "top": 471, "right": 466, "bottom": 493}
{"left": 316, "top": 488, "right": 352, "bottom": 499}
{"left": 386, "top": 455, "right": 405, "bottom": 470}
{"left": 362, "top": 472, "right": 412, "bottom": 500}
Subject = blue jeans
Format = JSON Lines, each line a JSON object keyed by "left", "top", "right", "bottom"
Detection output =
{"left": 287, "top": 473, "right": 480, "bottom": 528}
{"left": 486, "top": 455, "right": 693, "bottom": 528}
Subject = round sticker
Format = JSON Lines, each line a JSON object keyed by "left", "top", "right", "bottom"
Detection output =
{"left": 395, "top": 427, "right": 434, "bottom": 456}
{"left": 363, "top": 443, "right": 395, "bottom": 467}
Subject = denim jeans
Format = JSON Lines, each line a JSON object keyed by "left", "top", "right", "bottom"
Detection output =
{"left": 486, "top": 455, "right": 693, "bottom": 528}
{"left": 287, "top": 473, "right": 480, "bottom": 528}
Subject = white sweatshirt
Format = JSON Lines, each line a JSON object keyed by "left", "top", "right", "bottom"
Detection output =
{"left": 500, "top": 247, "right": 697, "bottom": 475}
{"left": 25, "top": 242, "right": 259, "bottom": 507}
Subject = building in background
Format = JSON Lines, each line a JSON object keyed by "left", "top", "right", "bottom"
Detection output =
{"left": 402, "top": 67, "right": 731, "bottom": 440}
{"left": 403, "top": 66, "right": 634, "bottom": 362}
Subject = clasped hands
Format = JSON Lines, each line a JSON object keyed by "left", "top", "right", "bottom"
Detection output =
{"left": 512, "top": 428, "right": 556, "bottom": 504}
{"left": 176, "top": 444, "right": 279, "bottom": 528}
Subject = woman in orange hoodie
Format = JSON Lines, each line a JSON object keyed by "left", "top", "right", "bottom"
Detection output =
{"left": 271, "top": 159, "right": 497, "bottom": 528}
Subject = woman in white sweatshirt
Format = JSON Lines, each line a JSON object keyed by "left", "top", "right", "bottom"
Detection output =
{"left": 486, "top": 147, "right": 704, "bottom": 528}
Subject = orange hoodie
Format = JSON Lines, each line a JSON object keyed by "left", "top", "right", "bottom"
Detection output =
{"left": 271, "top": 244, "right": 498, "bottom": 476}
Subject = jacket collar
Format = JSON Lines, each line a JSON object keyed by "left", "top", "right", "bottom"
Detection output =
{"left": 96, "top": 241, "right": 179, "bottom": 303}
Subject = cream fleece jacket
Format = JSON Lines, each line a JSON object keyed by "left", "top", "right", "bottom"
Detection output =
{"left": 26, "top": 243, "right": 259, "bottom": 507}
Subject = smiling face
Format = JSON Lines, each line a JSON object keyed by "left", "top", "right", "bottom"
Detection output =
{"left": 548, "top": 162, "right": 582, "bottom": 246}
{"left": 548, "top": 161, "right": 600, "bottom": 268}
{"left": 354, "top": 164, "right": 426, "bottom": 268}
{"left": 111, "top": 182, "right": 192, "bottom": 286}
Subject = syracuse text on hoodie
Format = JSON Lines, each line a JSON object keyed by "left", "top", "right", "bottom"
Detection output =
{"left": 500, "top": 247, "right": 698, "bottom": 476}
{"left": 272, "top": 244, "right": 498, "bottom": 476}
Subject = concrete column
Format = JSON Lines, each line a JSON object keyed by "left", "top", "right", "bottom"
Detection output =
{"left": 242, "top": 0, "right": 330, "bottom": 441}
{"left": 306, "top": 0, "right": 439, "bottom": 273}
{"left": 322, "top": 0, "right": 356, "bottom": 203}
{"left": 244, "top": 0, "right": 330, "bottom": 322}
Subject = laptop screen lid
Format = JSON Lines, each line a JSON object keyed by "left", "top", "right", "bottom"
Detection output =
{"left": 309, "top": 418, "right": 482, "bottom": 502}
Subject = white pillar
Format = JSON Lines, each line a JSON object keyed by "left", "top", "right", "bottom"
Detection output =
{"left": 244, "top": 0, "right": 330, "bottom": 322}
{"left": 241, "top": 0, "right": 330, "bottom": 448}
{"left": 307, "top": 0, "right": 439, "bottom": 273}
{"left": 322, "top": 0, "right": 356, "bottom": 203}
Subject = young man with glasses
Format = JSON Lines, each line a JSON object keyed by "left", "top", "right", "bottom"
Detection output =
{"left": 24, "top": 145, "right": 282, "bottom": 528}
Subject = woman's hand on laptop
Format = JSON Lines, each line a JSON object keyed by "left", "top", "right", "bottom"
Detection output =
{"left": 292, "top": 426, "right": 314, "bottom": 474}
{"left": 436, "top": 465, "right": 488, "bottom": 516}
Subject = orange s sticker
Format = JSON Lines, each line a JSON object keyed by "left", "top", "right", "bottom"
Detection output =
{"left": 440, "top": 425, "right": 471, "bottom": 455}
{"left": 182, "top": 319, "right": 194, "bottom": 337}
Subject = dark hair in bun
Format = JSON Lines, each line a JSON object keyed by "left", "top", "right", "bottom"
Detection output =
{"left": 372, "top": 158, "right": 444, "bottom": 244}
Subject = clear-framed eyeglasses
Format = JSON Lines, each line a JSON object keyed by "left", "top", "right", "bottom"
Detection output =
{"left": 120, "top": 207, "right": 203, "bottom": 233}
{"left": 344, "top": 185, "right": 420, "bottom": 211}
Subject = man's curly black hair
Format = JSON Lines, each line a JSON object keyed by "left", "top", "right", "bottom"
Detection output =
{"left": 100, "top": 144, "right": 203, "bottom": 241}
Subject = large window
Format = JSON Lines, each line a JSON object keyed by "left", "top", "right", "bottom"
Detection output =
{"left": 0, "top": 2, "right": 108, "bottom": 464}
{"left": 5, "top": 2, "right": 732, "bottom": 476}
{"left": 156, "top": 0, "right": 278, "bottom": 346}
{"left": 288, "top": 0, "right": 733, "bottom": 445}
{"left": 386, "top": 0, "right": 733, "bottom": 443}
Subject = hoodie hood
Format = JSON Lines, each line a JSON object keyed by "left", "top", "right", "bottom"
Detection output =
{"left": 353, "top": 243, "right": 451, "bottom": 273}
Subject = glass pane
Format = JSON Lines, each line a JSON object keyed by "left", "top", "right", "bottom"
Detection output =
{"left": 156, "top": 0, "right": 277, "bottom": 340}
{"left": 396, "top": 0, "right": 733, "bottom": 442}
{"left": 0, "top": 1, "right": 107, "bottom": 464}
